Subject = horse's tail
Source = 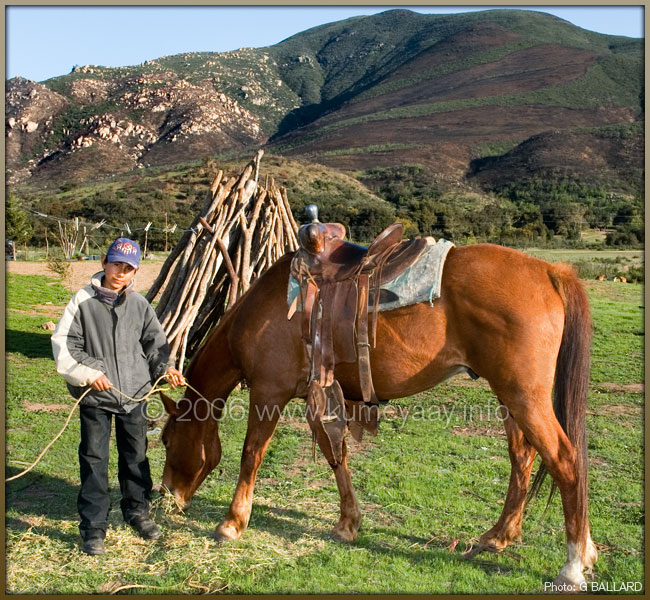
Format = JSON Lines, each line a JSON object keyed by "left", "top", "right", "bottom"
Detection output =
{"left": 527, "top": 263, "right": 592, "bottom": 528}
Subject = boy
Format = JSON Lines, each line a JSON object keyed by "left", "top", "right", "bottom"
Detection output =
{"left": 51, "top": 237, "right": 184, "bottom": 555}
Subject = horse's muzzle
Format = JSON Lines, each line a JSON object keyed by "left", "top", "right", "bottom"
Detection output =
{"left": 160, "top": 483, "right": 192, "bottom": 512}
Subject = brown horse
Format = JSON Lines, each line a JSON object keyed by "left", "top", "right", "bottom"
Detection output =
{"left": 160, "top": 243, "right": 597, "bottom": 589}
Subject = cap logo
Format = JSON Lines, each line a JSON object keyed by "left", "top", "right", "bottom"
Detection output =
{"left": 113, "top": 241, "right": 137, "bottom": 255}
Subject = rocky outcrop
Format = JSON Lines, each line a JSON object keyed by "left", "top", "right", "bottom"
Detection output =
{"left": 5, "top": 71, "right": 267, "bottom": 182}
{"left": 6, "top": 77, "right": 70, "bottom": 181}
{"left": 118, "top": 73, "right": 263, "bottom": 143}
{"left": 6, "top": 77, "right": 69, "bottom": 128}
{"left": 68, "top": 78, "right": 112, "bottom": 104}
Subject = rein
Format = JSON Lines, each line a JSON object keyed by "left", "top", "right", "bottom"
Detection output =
{"left": 5, "top": 374, "right": 205, "bottom": 483}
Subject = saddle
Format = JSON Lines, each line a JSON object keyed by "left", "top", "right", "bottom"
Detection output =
{"left": 290, "top": 205, "right": 427, "bottom": 460}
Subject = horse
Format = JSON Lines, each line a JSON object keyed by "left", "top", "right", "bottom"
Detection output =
{"left": 159, "top": 242, "right": 597, "bottom": 590}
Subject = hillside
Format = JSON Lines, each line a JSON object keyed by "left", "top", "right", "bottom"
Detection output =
{"left": 268, "top": 10, "right": 642, "bottom": 191}
{"left": 6, "top": 9, "right": 644, "bottom": 222}
{"left": 10, "top": 155, "right": 396, "bottom": 250}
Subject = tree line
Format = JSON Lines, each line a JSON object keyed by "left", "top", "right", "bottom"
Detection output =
{"left": 6, "top": 165, "right": 643, "bottom": 257}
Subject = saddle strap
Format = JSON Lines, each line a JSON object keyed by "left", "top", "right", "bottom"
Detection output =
{"left": 301, "top": 280, "right": 318, "bottom": 345}
{"left": 366, "top": 241, "right": 401, "bottom": 347}
{"left": 318, "top": 283, "right": 336, "bottom": 387}
{"left": 305, "top": 380, "right": 347, "bottom": 465}
{"left": 356, "top": 273, "right": 378, "bottom": 405}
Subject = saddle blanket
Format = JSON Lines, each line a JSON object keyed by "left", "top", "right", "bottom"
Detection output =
{"left": 287, "top": 237, "right": 455, "bottom": 313}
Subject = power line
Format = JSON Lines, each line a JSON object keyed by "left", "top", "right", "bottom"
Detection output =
{"left": 24, "top": 208, "right": 187, "bottom": 235}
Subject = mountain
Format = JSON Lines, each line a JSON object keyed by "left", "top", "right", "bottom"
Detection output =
{"left": 5, "top": 9, "right": 644, "bottom": 194}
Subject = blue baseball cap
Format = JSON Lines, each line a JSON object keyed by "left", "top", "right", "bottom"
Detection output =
{"left": 105, "top": 237, "right": 141, "bottom": 269}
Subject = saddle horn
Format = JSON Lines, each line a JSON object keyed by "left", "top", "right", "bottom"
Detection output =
{"left": 305, "top": 204, "right": 320, "bottom": 223}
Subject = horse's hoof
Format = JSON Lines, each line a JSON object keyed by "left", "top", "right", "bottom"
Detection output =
{"left": 463, "top": 542, "right": 500, "bottom": 560}
{"left": 214, "top": 523, "right": 241, "bottom": 543}
{"left": 331, "top": 522, "right": 358, "bottom": 543}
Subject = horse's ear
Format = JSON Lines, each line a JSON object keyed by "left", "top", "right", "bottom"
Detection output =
{"left": 160, "top": 391, "right": 179, "bottom": 416}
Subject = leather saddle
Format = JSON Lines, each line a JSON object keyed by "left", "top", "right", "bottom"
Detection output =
{"left": 289, "top": 205, "right": 427, "bottom": 459}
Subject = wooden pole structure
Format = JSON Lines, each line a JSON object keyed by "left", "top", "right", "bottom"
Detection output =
{"left": 147, "top": 150, "right": 299, "bottom": 367}
{"left": 164, "top": 212, "right": 168, "bottom": 253}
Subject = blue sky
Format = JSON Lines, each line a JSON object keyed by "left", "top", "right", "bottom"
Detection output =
{"left": 6, "top": 5, "right": 645, "bottom": 82}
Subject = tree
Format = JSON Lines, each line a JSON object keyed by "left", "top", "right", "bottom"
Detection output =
{"left": 6, "top": 195, "right": 33, "bottom": 259}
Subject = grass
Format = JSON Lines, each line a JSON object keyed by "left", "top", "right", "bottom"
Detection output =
{"left": 525, "top": 248, "right": 644, "bottom": 282}
{"left": 5, "top": 268, "right": 644, "bottom": 593}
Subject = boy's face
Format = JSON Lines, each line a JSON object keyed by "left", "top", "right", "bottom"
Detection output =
{"left": 101, "top": 257, "right": 138, "bottom": 291}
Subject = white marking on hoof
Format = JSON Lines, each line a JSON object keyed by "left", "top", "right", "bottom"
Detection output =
{"left": 556, "top": 542, "right": 587, "bottom": 591}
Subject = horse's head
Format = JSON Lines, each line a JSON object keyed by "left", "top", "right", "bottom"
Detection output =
{"left": 160, "top": 392, "right": 223, "bottom": 510}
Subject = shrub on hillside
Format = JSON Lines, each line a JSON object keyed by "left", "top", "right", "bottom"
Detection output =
{"left": 606, "top": 225, "right": 644, "bottom": 246}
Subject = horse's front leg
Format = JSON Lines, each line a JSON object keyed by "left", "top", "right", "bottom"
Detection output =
{"left": 310, "top": 420, "right": 361, "bottom": 542}
{"left": 330, "top": 438, "right": 362, "bottom": 542}
{"left": 216, "top": 390, "right": 289, "bottom": 542}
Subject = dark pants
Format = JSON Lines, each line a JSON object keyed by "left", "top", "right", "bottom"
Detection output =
{"left": 78, "top": 404, "right": 152, "bottom": 541}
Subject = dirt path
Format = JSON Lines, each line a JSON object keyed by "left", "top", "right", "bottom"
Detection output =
{"left": 6, "top": 260, "right": 164, "bottom": 293}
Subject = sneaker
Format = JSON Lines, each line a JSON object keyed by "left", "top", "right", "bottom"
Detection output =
{"left": 82, "top": 537, "right": 105, "bottom": 555}
{"left": 128, "top": 516, "right": 161, "bottom": 540}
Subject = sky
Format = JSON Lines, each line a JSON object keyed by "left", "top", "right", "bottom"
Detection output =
{"left": 5, "top": 5, "right": 645, "bottom": 83}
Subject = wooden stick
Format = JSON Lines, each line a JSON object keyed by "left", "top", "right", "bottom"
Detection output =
{"left": 208, "top": 177, "right": 237, "bottom": 224}
{"left": 177, "top": 329, "right": 190, "bottom": 371}
{"left": 168, "top": 248, "right": 218, "bottom": 347}
{"left": 240, "top": 189, "right": 267, "bottom": 294}
{"left": 235, "top": 164, "right": 254, "bottom": 191}
{"left": 187, "top": 278, "right": 229, "bottom": 354}
{"left": 154, "top": 256, "right": 181, "bottom": 318}
{"left": 209, "top": 229, "right": 239, "bottom": 302}
{"left": 281, "top": 187, "right": 300, "bottom": 234}
{"left": 161, "top": 237, "right": 208, "bottom": 330}
{"left": 210, "top": 170, "right": 224, "bottom": 196}
{"left": 167, "top": 217, "right": 224, "bottom": 337}
{"left": 273, "top": 189, "right": 295, "bottom": 252}
{"left": 146, "top": 180, "right": 222, "bottom": 303}
{"left": 253, "top": 149, "right": 264, "bottom": 189}
{"left": 150, "top": 150, "right": 302, "bottom": 364}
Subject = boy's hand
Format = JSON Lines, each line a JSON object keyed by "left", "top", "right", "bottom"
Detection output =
{"left": 165, "top": 367, "right": 185, "bottom": 389}
{"left": 91, "top": 374, "right": 112, "bottom": 391}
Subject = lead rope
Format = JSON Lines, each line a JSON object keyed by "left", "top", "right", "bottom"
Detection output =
{"left": 5, "top": 374, "right": 205, "bottom": 483}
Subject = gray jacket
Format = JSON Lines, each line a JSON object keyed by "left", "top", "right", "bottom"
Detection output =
{"left": 51, "top": 272, "right": 173, "bottom": 413}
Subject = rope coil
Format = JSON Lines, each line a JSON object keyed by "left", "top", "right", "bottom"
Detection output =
{"left": 5, "top": 374, "right": 204, "bottom": 483}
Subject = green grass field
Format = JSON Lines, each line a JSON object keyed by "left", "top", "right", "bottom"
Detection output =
{"left": 5, "top": 263, "right": 644, "bottom": 593}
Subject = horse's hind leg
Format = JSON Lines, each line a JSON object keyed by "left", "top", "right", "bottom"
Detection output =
{"left": 216, "top": 390, "right": 289, "bottom": 542}
{"left": 467, "top": 410, "right": 537, "bottom": 557}
{"left": 503, "top": 393, "right": 596, "bottom": 589}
